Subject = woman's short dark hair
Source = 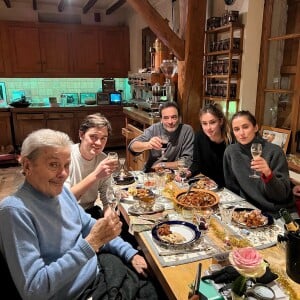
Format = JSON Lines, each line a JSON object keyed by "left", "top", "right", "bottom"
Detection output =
{"left": 159, "top": 101, "right": 180, "bottom": 118}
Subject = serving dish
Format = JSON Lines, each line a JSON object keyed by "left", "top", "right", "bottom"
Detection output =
{"left": 128, "top": 203, "right": 164, "bottom": 216}
{"left": 192, "top": 176, "right": 218, "bottom": 191}
{"left": 232, "top": 207, "right": 273, "bottom": 228}
{"left": 175, "top": 189, "right": 219, "bottom": 209}
{"left": 152, "top": 220, "right": 201, "bottom": 250}
{"left": 113, "top": 174, "right": 135, "bottom": 185}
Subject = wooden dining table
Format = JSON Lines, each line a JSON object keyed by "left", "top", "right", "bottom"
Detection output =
{"left": 118, "top": 180, "right": 300, "bottom": 300}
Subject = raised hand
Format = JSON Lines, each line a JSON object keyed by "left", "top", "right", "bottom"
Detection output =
{"left": 86, "top": 213, "right": 122, "bottom": 252}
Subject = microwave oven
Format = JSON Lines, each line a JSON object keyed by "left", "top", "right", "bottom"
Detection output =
{"left": 97, "top": 92, "right": 122, "bottom": 105}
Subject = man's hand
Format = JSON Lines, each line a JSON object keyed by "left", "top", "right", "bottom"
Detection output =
{"left": 94, "top": 157, "right": 119, "bottom": 179}
{"left": 131, "top": 254, "right": 148, "bottom": 277}
{"left": 86, "top": 211, "right": 122, "bottom": 252}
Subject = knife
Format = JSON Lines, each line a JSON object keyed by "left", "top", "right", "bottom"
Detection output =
{"left": 158, "top": 248, "right": 200, "bottom": 256}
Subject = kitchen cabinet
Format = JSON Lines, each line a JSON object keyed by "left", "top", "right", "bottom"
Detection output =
{"left": 2, "top": 21, "right": 130, "bottom": 78}
{"left": 11, "top": 106, "right": 126, "bottom": 149}
{"left": 203, "top": 23, "right": 244, "bottom": 118}
{"left": 0, "top": 110, "right": 13, "bottom": 147}
{"left": 0, "top": 28, "right": 6, "bottom": 75}
{"left": 8, "top": 24, "right": 42, "bottom": 74}
{"left": 13, "top": 113, "right": 46, "bottom": 147}
{"left": 100, "top": 27, "right": 130, "bottom": 77}
{"left": 70, "top": 29, "right": 100, "bottom": 75}
{"left": 39, "top": 27, "right": 70, "bottom": 74}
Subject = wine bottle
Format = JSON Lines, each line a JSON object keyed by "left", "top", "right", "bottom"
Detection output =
{"left": 279, "top": 208, "right": 300, "bottom": 233}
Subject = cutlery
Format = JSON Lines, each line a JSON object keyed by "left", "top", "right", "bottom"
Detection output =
{"left": 158, "top": 248, "right": 200, "bottom": 256}
{"left": 184, "top": 182, "right": 195, "bottom": 196}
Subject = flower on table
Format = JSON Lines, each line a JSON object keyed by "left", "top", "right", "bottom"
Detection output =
{"left": 229, "top": 246, "right": 267, "bottom": 278}
{"left": 229, "top": 247, "right": 268, "bottom": 297}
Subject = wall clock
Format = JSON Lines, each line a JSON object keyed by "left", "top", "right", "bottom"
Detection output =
{"left": 224, "top": 0, "right": 236, "bottom": 5}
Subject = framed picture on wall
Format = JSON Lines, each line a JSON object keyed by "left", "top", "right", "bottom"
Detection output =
{"left": 260, "top": 125, "right": 291, "bottom": 154}
{"left": 0, "top": 82, "right": 7, "bottom": 107}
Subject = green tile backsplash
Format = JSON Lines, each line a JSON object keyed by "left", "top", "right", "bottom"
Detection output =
{"left": 0, "top": 78, "right": 131, "bottom": 104}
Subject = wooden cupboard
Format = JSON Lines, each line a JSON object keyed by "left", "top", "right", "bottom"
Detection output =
{"left": 1, "top": 21, "right": 129, "bottom": 78}
{"left": 0, "top": 110, "right": 13, "bottom": 147}
{"left": 8, "top": 24, "right": 42, "bottom": 74}
{"left": 100, "top": 27, "right": 130, "bottom": 78}
{"left": 11, "top": 106, "right": 126, "bottom": 150}
{"left": 39, "top": 27, "right": 70, "bottom": 74}
{"left": 70, "top": 29, "right": 100, "bottom": 75}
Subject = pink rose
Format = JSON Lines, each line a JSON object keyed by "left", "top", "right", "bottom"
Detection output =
{"left": 229, "top": 247, "right": 267, "bottom": 277}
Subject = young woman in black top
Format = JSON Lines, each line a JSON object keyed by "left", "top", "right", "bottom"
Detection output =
{"left": 187, "top": 103, "right": 232, "bottom": 187}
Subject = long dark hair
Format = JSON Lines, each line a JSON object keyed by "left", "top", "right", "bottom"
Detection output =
{"left": 199, "top": 103, "right": 232, "bottom": 145}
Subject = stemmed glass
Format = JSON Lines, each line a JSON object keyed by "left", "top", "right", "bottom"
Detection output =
{"left": 177, "top": 157, "right": 188, "bottom": 188}
{"left": 155, "top": 170, "right": 170, "bottom": 204}
{"left": 118, "top": 157, "right": 126, "bottom": 180}
{"left": 107, "top": 151, "right": 118, "bottom": 181}
{"left": 159, "top": 134, "right": 169, "bottom": 161}
{"left": 218, "top": 203, "right": 235, "bottom": 246}
{"left": 106, "top": 185, "right": 121, "bottom": 215}
{"left": 249, "top": 143, "right": 262, "bottom": 178}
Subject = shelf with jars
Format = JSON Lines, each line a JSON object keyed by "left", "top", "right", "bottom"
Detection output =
{"left": 203, "top": 22, "right": 244, "bottom": 118}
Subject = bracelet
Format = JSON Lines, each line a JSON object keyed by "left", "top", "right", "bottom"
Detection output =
{"left": 160, "top": 162, "right": 166, "bottom": 168}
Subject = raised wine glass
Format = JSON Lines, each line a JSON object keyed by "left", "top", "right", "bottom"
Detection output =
{"left": 159, "top": 134, "right": 169, "bottom": 161}
{"left": 249, "top": 143, "right": 262, "bottom": 178}
{"left": 106, "top": 185, "right": 121, "bottom": 215}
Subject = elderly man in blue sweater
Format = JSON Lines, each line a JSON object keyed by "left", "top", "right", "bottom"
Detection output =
{"left": 0, "top": 129, "right": 158, "bottom": 300}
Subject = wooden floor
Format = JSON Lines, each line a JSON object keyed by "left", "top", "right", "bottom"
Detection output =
{"left": 0, "top": 165, "right": 24, "bottom": 200}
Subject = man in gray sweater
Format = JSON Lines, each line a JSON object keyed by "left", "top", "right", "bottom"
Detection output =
{"left": 129, "top": 101, "right": 194, "bottom": 172}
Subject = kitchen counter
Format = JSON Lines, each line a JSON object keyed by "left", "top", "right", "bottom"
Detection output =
{"left": 123, "top": 107, "right": 160, "bottom": 126}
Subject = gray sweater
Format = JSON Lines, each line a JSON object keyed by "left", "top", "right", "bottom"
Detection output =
{"left": 128, "top": 122, "right": 194, "bottom": 172}
{"left": 223, "top": 136, "right": 295, "bottom": 216}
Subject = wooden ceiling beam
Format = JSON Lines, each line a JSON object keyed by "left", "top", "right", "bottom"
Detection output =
{"left": 106, "top": 0, "right": 126, "bottom": 15}
{"left": 58, "top": 0, "right": 66, "bottom": 12}
{"left": 126, "top": 0, "right": 184, "bottom": 61}
{"left": 3, "top": 0, "right": 11, "bottom": 8}
{"left": 33, "top": 0, "right": 37, "bottom": 10}
{"left": 83, "top": 0, "right": 98, "bottom": 14}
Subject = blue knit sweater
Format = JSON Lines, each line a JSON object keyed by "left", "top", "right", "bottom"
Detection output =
{"left": 0, "top": 181, "right": 137, "bottom": 300}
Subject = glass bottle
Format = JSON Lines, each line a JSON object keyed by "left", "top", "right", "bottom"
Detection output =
{"left": 279, "top": 208, "right": 300, "bottom": 233}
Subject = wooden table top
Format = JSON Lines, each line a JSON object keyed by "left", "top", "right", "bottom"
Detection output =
{"left": 119, "top": 181, "right": 300, "bottom": 299}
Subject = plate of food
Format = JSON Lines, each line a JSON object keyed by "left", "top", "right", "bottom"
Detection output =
{"left": 152, "top": 220, "right": 201, "bottom": 249}
{"left": 232, "top": 207, "right": 273, "bottom": 228}
{"left": 192, "top": 176, "right": 218, "bottom": 191}
{"left": 128, "top": 203, "right": 165, "bottom": 216}
{"left": 175, "top": 189, "right": 219, "bottom": 209}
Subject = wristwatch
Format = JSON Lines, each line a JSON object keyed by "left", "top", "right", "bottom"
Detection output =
{"left": 160, "top": 162, "right": 166, "bottom": 169}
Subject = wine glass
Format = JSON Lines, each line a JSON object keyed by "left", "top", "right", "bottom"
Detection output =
{"left": 107, "top": 152, "right": 118, "bottom": 183}
{"left": 118, "top": 157, "right": 126, "bottom": 180}
{"left": 249, "top": 143, "right": 262, "bottom": 178}
{"left": 106, "top": 185, "right": 121, "bottom": 215}
{"left": 177, "top": 157, "right": 188, "bottom": 188}
{"left": 218, "top": 203, "right": 235, "bottom": 246}
{"left": 155, "top": 170, "right": 170, "bottom": 204}
{"left": 159, "top": 134, "right": 169, "bottom": 161}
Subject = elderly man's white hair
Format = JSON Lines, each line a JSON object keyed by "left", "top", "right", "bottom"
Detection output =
{"left": 20, "top": 129, "right": 73, "bottom": 163}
